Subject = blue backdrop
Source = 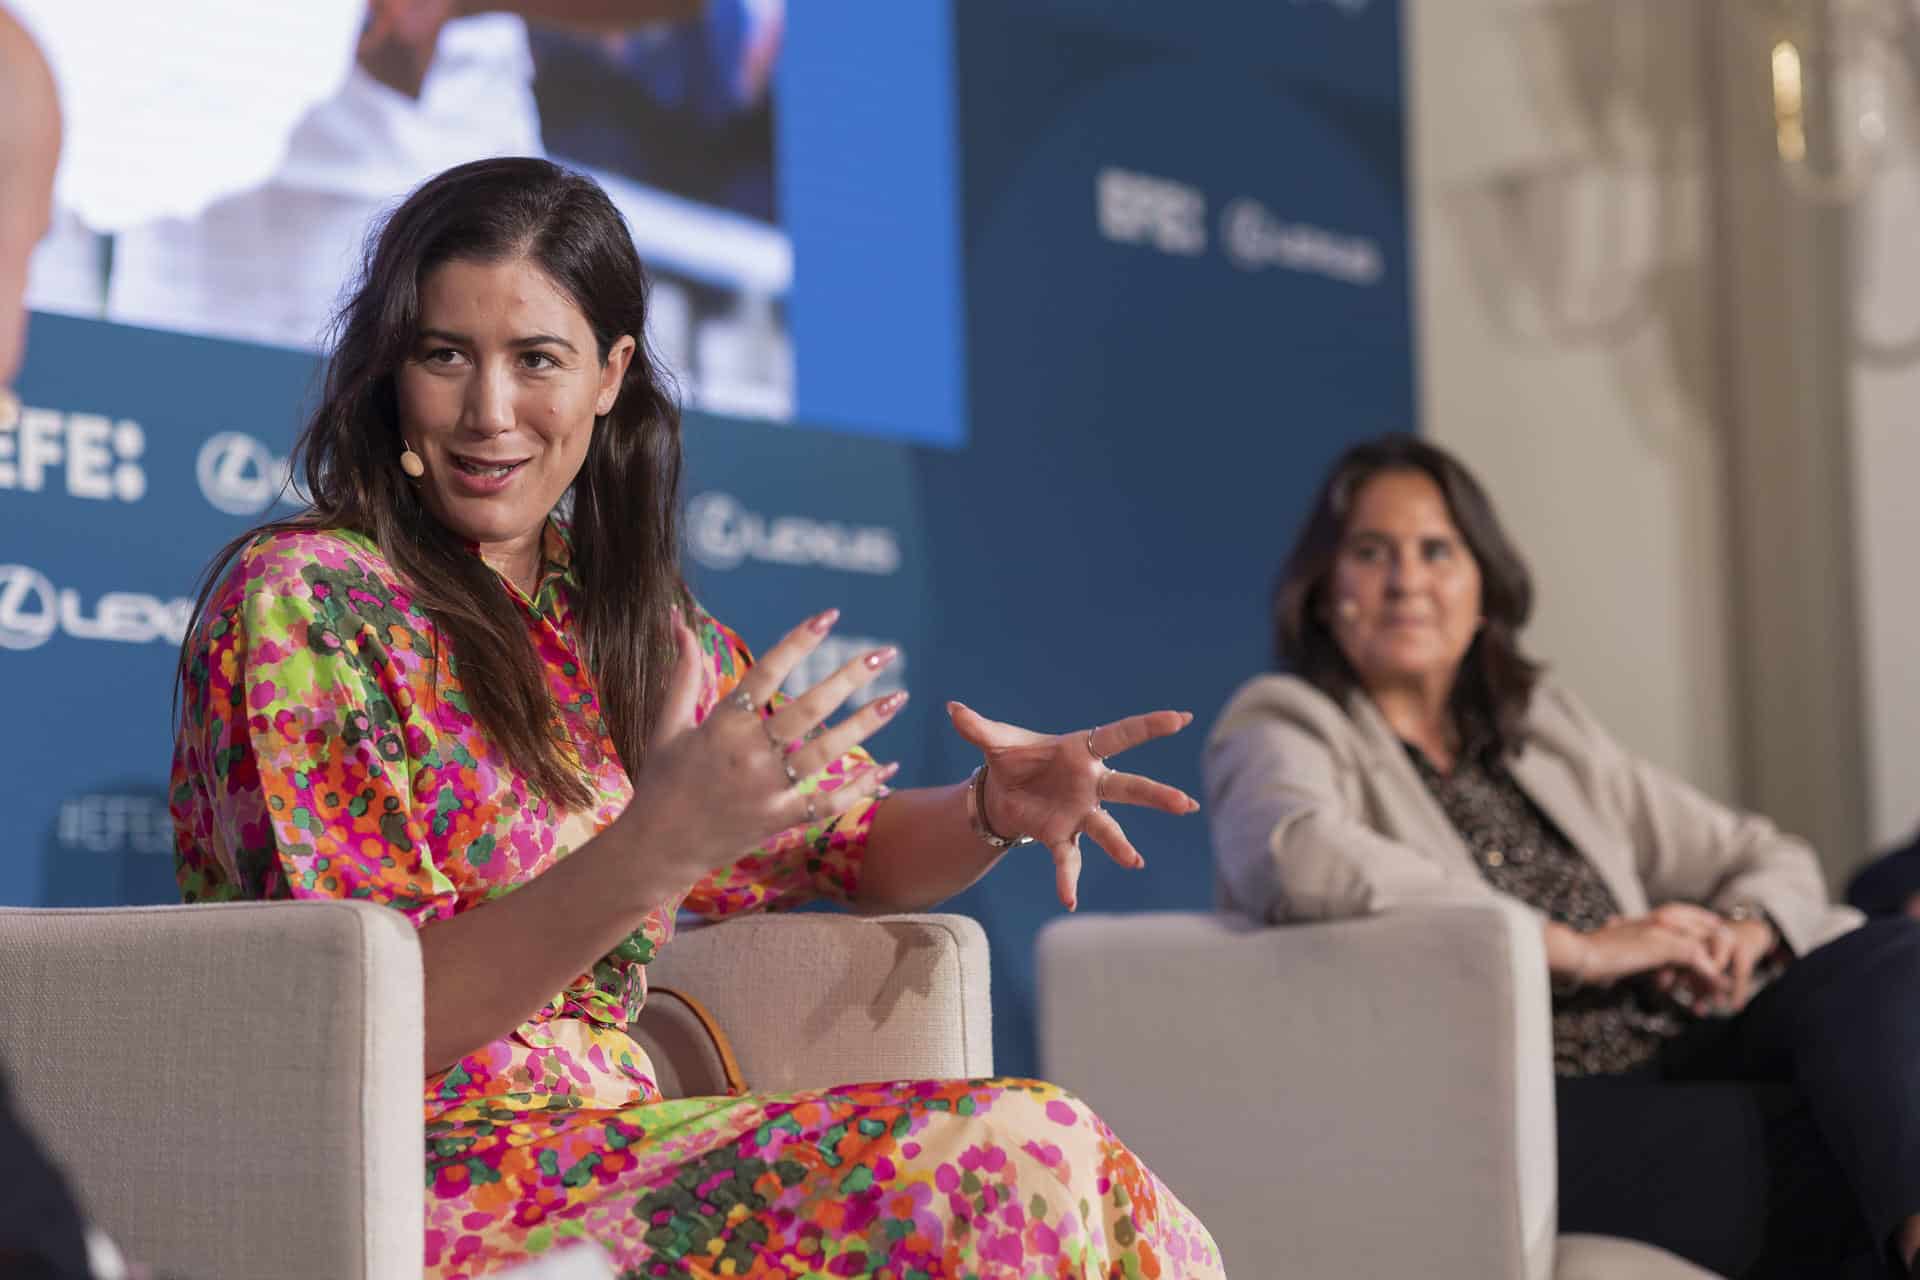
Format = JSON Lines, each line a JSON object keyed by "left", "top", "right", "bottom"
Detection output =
{"left": 1, "top": 0, "right": 1410, "bottom": 1077}
{"left": 925, "top": 0, "right": 1412, "bottom": 1071}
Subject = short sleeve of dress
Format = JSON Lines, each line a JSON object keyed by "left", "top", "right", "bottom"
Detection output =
{"left": 171, "top": 539, "right": 457, "bottom": 926}
{"left": 678, "top": 608, "right": 879, "bottom": 920}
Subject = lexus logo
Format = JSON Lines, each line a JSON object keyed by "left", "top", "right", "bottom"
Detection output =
{"left": 197, "top": 432, "right": 300, "bottom": 517}
{"left": 686, "top": 492, "right": 902, "bottom": 576}
{"left": 0, "top": 564, "right": 192, "bottom": 651}
{"left": 0, "top": 564, "right": 57, "bottom": 651}
{"left": 1219, "top": 197, "right": 1384, "bottom": 285}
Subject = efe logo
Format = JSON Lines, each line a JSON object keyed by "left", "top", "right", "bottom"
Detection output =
{"left": 0, "top": 403, "right": 146, "bottom": 502}
{"left": 57, "top": 793, "right": 175, "bottom": 855}
{"left": 1096, "top": 167, "right": 1207, "bottom": 258}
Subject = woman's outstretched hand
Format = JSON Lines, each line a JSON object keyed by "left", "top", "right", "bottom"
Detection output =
{"left": 616, "top": 609, "right": 903, "bottom": 889}
{"left": 946, "top": 701, "right": 1201, "bottom": 911}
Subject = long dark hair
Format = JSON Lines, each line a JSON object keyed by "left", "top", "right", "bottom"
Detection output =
{"left": 181, "top": 157, "right": 686, "bottom": 807}
{"left": 1272, "top": 435, "right": 1542, "bottom": 756}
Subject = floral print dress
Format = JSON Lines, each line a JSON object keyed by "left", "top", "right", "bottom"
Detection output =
{"left": 170, "top": 523, "right": 1223, "bottom": 1280}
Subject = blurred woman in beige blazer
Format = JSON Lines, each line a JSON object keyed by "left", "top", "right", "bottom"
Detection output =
{"left": 1207, "top": 434, "right": 1919, "bottom": 1280}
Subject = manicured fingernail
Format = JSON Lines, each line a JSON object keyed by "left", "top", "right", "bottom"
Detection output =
{"left": 1186, "top": 797, "right": 1201, "bottom": 814}
{"left": 877, "top": 691, "right": 909, "bottom": 715}
{"left": 878, "top": 761, "right": 902, "bottom": 781}
{"left": 810, "top": 609, "right": 840, "bottom": 633}
{"left": 864, "top": 646, "right": 897, "bottom": 670}
{"left": 1133, "top": 855, "right": 1147, "bottom": 869}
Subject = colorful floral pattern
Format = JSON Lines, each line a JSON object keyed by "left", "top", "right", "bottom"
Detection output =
{"left": 171, "top": 523, "right": 1222, "bottom": 1279}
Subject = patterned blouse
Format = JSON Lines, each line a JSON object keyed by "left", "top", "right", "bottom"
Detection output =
{"left": 1404, "top": 743, "right": 1688, "bottom": 1077}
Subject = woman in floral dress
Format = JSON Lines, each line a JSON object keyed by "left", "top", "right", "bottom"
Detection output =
{"left": 170, "top": 156, "right": 1224, "bottom": 1280}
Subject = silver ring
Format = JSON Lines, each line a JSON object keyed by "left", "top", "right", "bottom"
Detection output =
{"left": 1085, "top": 728, "right": 1103, "bottom": 761}
{"left": 805, "top": 793, "right": 818, "bottom": 824}
{"left": 728, "top": 687, "right": 756, "bottom": 715}
{"left": 1095, "top": 764, "right": 1112, "bottom": 802}
{"left": 757, "top": 711, "right": 797, "bottom": 780}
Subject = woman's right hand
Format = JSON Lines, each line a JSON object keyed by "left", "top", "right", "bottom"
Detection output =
{"left": 1572, "top": 905, "right": 1736, "bottom": 996}
{"left": 610, "top": 609, "right": 905, "bottom": 893}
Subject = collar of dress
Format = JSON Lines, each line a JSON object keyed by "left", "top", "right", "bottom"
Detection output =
{"left": 457, "top": 517, "right": 576, "bottom": 619}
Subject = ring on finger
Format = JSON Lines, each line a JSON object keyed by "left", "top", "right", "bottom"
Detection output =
{"left": 1095, "top": 762, "right": 1112, "bottom": 802}
{"left": 804, "top": 793, "right": 818, "bottom": 824}
{"left": 755, "top": 713, "right": 791, "bottom": 760}
{"left": 728, "top": 687, "right": 756, "bottom": 715}
{"left": 1085, "top": 728, "right": 1103, "bottom": 762}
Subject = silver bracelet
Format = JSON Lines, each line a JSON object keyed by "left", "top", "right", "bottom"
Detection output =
{"left": 966, "top": 763, "right": 1036, "bottom": 851}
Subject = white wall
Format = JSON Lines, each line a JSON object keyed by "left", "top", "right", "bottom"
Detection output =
{"left": 1407, "top": 0, "right": 1740, "bottom": 800}
{"left": 1850, "top": 142, "right": 1920, "bottom": 850}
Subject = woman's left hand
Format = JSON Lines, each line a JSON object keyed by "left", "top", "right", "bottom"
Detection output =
{"left": 946, "top": 701, "right": 1200, "bottom": 910}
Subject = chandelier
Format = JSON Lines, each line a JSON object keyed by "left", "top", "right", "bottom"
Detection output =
{"left": 1756, "top": 0, "right": 1914, "bottom": 201}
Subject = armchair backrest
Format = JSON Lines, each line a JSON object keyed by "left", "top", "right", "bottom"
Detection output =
{"left": 0, "top": 901, "right": 424, "bottom": 1280}
{"left": 1037, "top": 905, "right": 1558, "bottom": 1280}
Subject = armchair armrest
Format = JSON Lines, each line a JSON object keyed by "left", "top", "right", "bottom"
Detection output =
{"left": 640, "top": 912, "right": 992, "bottom": 1095}
{"left": 0, "top": 901, "right": 423, "bottom": 1280}
{"left": 1037, "top": 903, "right": 1556, "bottom": 1280}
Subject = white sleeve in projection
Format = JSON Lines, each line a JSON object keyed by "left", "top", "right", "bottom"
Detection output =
{"left": 7, "top": 0, "right": 364, "bottom": 230}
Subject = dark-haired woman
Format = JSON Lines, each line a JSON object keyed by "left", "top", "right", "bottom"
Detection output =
{"left": 1205, "top": 434, "right": 1920, "bottom": 1279}
{"left": 170, "top": 158, "right": 1222, "bottom": 1279}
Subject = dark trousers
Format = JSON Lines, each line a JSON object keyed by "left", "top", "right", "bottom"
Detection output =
{"left": 1558, "top": 918, "right": 1920, "bottom": 1279}
{"left": 0, "top": 1067, "right": 90, "bottom": 1279}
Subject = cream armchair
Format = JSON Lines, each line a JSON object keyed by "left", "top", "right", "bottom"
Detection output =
{"left": 1036, "top": 903, "right": 1720, "bottom": 1280}
{"left": 0, "top": 902, "right": 992, "bottom": 1280}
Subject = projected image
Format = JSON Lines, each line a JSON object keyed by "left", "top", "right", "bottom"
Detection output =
{"left": 528, "top": 1, "right": 790, "bottom": 418}
{"left": 22, "top": 0, "right": 793, "bottom": 420}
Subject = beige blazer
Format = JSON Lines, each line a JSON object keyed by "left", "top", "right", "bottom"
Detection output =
{"left": 1204, "top": 673, "right": 1861, "bottom": 956}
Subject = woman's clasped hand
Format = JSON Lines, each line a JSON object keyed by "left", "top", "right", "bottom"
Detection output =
{"left": 1562, "top": 903, "right": 1777, "bottom": 1014}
